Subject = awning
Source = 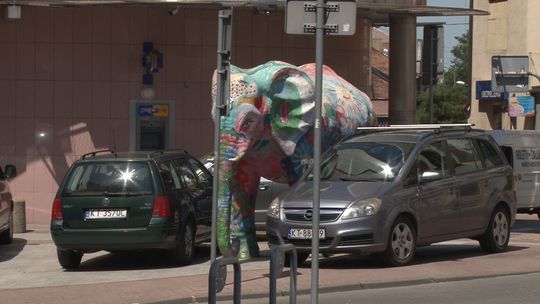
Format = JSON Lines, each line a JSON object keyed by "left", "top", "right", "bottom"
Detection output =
{"left": 0, "top": 0, "right": 490, "bottom": 22}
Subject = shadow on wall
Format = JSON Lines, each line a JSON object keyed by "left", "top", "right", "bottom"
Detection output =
{"left": 1, "top": 119, "right": 128, "bottom": 224}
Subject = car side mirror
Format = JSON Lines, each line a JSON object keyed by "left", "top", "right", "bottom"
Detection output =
{"left": 419, "top": 171, "right": 440, "bottom": 183}
{"left": 4, "top": 165, "right": 17, "bottom": 179}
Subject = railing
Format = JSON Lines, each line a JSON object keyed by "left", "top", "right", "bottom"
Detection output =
{"left": 208, "top": 256, "right": 241, "bottom": 304}
{"left": 270, "top": 244, "right": 298, "bottom": 304}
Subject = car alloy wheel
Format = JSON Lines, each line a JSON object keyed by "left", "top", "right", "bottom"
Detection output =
{"left": 381, "top": 216, "right": 416, "bottom": 266}
{"left": 479, "top": 206, "right": 510, "bottom": 253}
{"left": 492, "top": 211, "right": 509, "bottom": 247}
{"left": 391, "top": 222, "right": 414, "bottom": 261}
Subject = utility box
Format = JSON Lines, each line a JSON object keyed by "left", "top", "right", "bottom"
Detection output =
{"left": 5, "top": 5, "right": 21, "bottom": 20}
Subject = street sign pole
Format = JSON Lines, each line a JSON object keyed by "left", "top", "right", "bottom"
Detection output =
{"left": 285, "top": 1, "right": 356, "bottom": 303}
{"left": 311, "top": 0, "right": 325, "bottom": 302}
{"left": 211, "top": 7, "right": 232, "bottom": 263}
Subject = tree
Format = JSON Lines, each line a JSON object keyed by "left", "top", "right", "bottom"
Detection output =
{"left": 417, "top": 31, "right": 469, "bottom": 123}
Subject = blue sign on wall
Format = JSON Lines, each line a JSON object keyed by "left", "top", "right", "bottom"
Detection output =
{"left": 142, "top": 42, "right": 164, "bottom": 85}
{"left": 139, "top": 105, "right": 155, "bottom": 117}
{"left": 476, "top": 80, "right": 508, "bottom": 101}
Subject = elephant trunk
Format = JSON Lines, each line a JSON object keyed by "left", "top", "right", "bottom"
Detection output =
{"left": 216, "top": 127, "right": 261, "bottom": 259}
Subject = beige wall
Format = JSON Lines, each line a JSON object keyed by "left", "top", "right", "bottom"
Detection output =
{"left": 470, "top": 0, "right": 540, "bottom": 130}
{"left": 0, "top": 6, "right": 372, "bottom": 224}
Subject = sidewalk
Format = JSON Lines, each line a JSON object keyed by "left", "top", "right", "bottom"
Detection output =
{"left": 1, "top": 215, "right": 540, "bottom": 304}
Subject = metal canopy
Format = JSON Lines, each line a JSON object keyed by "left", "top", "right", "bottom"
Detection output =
{"left": 0, "top": 0, "right": 489, "bottom": 21}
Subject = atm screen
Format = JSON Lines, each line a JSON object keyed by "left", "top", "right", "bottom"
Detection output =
{"left": 140, "top": 131, "right": 164, "bottom": 150}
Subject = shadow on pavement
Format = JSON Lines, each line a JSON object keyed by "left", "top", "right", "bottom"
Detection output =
{"left": 0, "top": 238, "right": 27, "bottom": 263}
{"left": 512, "top": 219, "right": 540, "bottom": 234}
{"left": 74, "top": 245, "right": 212, "bottom": 271}
{"left": 308, "top": 244, "right": 528, "bottom": 270}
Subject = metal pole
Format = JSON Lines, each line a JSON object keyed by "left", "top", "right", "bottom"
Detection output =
{"left": 311, "top": 0, "right": 325, "bottom": 303}
{"left": 211, "top": 7, "right": 232, "bottom": 262}
{"left": 428, "top": 26, "right": 435, "bottom": 124}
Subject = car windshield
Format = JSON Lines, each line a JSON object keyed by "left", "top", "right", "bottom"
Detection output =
{"left": 63, "top": 161, "right": 153, "bottom": 196}
{"left": 306, "top": 141, "right": 415, "bottom": 182}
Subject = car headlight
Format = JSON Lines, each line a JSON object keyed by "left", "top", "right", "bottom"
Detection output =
{"left": 267, "top": 197, "right": 281, "bottom": 219}
{"left": 341, "top": 198, "right": 382, "bottom": 220}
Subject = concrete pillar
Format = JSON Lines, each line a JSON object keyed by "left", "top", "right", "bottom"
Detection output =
{"left": 13, "top": 199, "right": 26, "bottom": 233}
{"left": 389, "top": 14, "right": 417, "bottom": 124}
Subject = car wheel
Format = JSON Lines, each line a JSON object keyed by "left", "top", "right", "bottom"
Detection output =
{"left": 284, "top": 252, "right": 309, "bottom": 267}
{"left": 170, "top": 220, "right": 195, "bottom": 265}
{"left": 0, "top": 210, "right": 13, "bottom": 244}
{"left": 57, "top": 249, "right": 83, "bottom": 269}
{"left": 381, "top": 216, "right": 416, "bottom": 267}
{"left": 479, "top": 206, "right": 510, "bottom": 253}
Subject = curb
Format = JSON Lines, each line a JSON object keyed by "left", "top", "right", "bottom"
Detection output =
{"left": 148, "top": 270, "right": 540, "bottom": 304}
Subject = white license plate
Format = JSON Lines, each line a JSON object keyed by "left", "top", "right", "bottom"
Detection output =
{"left": 84, "top": 209, "right": 127, "bottom": 219}
{"left": 288, "top": 228, "right": 326, "bottom": 240}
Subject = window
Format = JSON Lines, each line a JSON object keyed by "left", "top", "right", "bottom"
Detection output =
{"left": 63, "top": 162, "right": 153, "bottom": 195}
{"left": 416, "top": 141, "right": 449, "bottom": 180}
{"left": 158, "top": 161, "right": 182, "bottom": 191}
{"left": 309, "top": 141, "right": 415, "bottom": 182}
{"left": 500, "top": 146, "right": 513, "bottom": 167}
{"left": 476, "top": 139, "right": 504, "bottom": 168}
{"left": 175, "top": 162, "right": 204, "bottom": 197}
{"left": 447, "top": 138, "right": 481, "bottom": 175}
{"left": 187, "top": 158, "right": 212, "bottom": 188}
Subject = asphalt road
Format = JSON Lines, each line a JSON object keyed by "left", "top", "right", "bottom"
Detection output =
{"left": 231, "top": 272, "right": 540, "bottom": 304}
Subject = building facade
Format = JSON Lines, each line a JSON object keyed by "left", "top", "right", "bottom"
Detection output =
{"left": 0, "top": 5, "right": 374, "bottom": 224}
{"left": 470, "top": 0, "right": 540, "bottom": 130}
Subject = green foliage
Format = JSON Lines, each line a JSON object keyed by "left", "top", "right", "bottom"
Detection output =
{"left": 416, "top": 84, "right": 469, "bottom": 123}
{"left": 417, "top": 31, "right": 470, "bottom": 123}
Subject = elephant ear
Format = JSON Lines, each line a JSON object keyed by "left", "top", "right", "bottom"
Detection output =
{"left": 268, "top": 67, "right": 315, "bottom": 156}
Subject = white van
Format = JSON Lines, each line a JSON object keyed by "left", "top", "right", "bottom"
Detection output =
{"left": 488, "top": 130, "right": 540, "bottom": 219}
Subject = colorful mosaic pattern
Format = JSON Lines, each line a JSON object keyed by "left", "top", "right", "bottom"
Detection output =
{"left": 212, "top": 61, "right": 377, "bottom": 259}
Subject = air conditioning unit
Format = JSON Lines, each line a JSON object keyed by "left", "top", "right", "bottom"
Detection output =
{"left": 6, "top": 5, "right": 21, "bottom": 20}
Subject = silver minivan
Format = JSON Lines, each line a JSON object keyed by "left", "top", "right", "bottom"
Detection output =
{"left": 266, "top": 127, "right": 517, "bottom": 266}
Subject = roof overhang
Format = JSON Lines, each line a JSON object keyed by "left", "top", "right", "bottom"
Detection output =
{"left": 0, "top": 1, "right": 489, "bottom": 25}
{"left": 0, "top": 0, "right": 490, "bottom": 20}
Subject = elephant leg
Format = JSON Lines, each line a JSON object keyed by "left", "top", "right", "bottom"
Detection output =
{"left": 229, "top": 162, "right": 261, "bottom": 260}
{"left": 216, "top": 181, "right": 233, "bottom": 257}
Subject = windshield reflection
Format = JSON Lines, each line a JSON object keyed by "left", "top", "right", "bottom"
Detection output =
{"left": 307, "top": 142, "right": 414, "bottom": 182}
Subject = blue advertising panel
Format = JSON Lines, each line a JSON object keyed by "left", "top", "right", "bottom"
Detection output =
{"left": 476, "top": 80, "right": 508, "bottom": 101}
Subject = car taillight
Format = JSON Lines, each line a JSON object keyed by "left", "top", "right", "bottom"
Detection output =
{"left": 51, "top": 197, "right": 63, "bottom": 221}
{"left": 152, "top": 196, "right": 171, "bottom": 218}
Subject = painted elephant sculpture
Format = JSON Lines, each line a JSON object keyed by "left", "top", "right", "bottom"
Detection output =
{"left": 212, "top": 61, "right": 377, "bottom": 259}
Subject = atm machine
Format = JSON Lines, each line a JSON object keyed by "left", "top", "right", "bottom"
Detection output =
{"left": 130, "top": 101, "right": 175, "bottom": 151}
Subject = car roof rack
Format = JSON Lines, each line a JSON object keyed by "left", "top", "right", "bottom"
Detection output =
{"left": 357, "top": 123, "right": 474, "bottom": 131}
{"left": 81, "top": 149, "right": 115, "bottom": 159}
{"left": 148, "top": 149, "right": 189, "bottom": 158}
{"left": 357, "top": 124, "right": 478, "bottom": 134}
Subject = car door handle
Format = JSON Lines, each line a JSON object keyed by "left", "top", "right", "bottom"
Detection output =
{"left": 259, "top": 185, "right": 269, "bottom": 191}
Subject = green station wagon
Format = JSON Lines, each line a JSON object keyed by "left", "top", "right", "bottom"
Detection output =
{"left": 50, "top": 150, "right": 213, "bottom": 269}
